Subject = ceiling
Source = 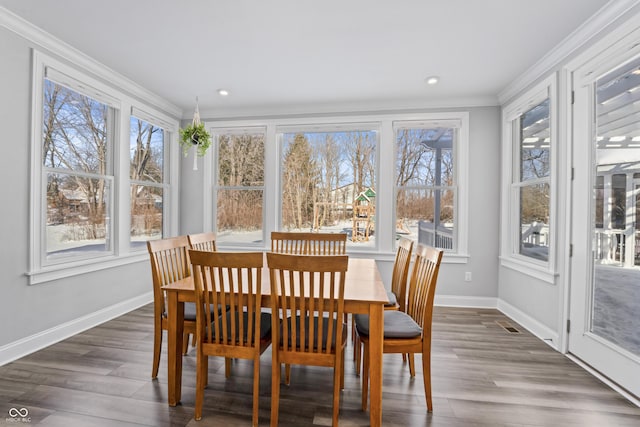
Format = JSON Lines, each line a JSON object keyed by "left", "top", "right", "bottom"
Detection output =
{"left": 0, "top": 0, "right": 611, "bottom": 117}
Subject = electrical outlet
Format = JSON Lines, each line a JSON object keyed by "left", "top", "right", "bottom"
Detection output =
{"left": 464, "top": 272, "right": 472, "bottom": 282}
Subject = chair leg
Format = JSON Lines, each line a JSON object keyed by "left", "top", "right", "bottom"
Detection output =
{"left": 195, "top": 350, "right": 206, "bottom": 421}
{"left": 252, "top": 356, "right": 260, "bottom": 427}
{"left": 333, "top": 350, "right": 343, "bottom": 426}
{"left": 361, "top": 343, "right": 369, "bottom": 411}
{"left": 355, "top": 336, "right": 361, "bottom": 376}
{"left": 152, "top": 322, "right": 162, "bottom": 379}
{"left": 408, "top": 353, "right": 416, "bottom": 377}
{"left": 271, "top": 360, "right": 281, "bottom": 426}
{"left": 285, "top": 363, "right": 291, "bottom": 385}
{"left": 225, "top": 357, "right": 232, "bottom": 378}
{"left": 203, "top": 354, "right": 209, "bottom": 387}
{"left": 191, "top": 333, "right": 197, "bottom": 347}
{"left": 340, "top": 351, "right": 345, "bottom": 390}
{"left": 422, "top": 351, "right": 433, "bottom": 412}
{"left": 182, "top": 333, "right": 190, "bottom": 354}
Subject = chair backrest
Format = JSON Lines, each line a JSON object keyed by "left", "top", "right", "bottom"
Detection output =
{"left": 270, "top": 231, "right": 347, "bottom": 255}
{"left": 406, "top": 245, "right": 443, "bottom": 335}
{"left": 188, "top": 232, "right": 217, "bottom": 252}
{"left": 147, "top": 236, "right": 192, "bottom": 316}
{"left": 390, "top": 238, "right": 414, "bottom": 311}
{"left": 190, "top": 250, "right": 264, "bottom": 348}
{"left": 267, "top": 252, "right": 348, "bottom": 356}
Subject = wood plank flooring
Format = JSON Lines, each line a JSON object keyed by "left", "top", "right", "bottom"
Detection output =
{"left": 1, "top": 305, "right": 639, "bottom": 426}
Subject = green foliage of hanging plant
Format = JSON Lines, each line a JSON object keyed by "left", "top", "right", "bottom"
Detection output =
{"left": 179, "top": 122, "right": 212, "bottom": 157}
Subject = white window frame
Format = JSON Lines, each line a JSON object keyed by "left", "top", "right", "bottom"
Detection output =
{"left": 500, "top": 74, "right": 558, "bottom": 282}
{"left": 28, "top": 51, "right": 179, "bottom": 284}
{"left": 393, "top": 118, "right": 466, "bottom": 257}
{"left": 209, "top": 126, "right": 267, "bottom": 247}
{"left": 129, "top": 106, "right": 177, "bottom": 249}
{"left": 203, "top": 112, "right": 469, "bottom": 261}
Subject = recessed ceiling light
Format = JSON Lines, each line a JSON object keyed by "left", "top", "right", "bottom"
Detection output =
{"left": 425, "top": 76, "right": 439, "bottom": 85}
{"left": 217, "top": 89, "right": 229, "bottom": 96}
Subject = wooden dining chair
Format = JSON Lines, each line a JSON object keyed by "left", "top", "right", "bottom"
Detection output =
{"left": 147, "top": 236, "right": 197, "bottom": 379}
{"left": 190, "top": 250, "right": 272, "bottom": 426}
{"left": 354, "top": 238, "right": 413, "bottom": 368}
{"left": 355, "top": 244, "right": 443, "bottom": 412}
{"left": 270, "top": 231, "right": 347, "bottom": 255}
{"left": 188, "top": 231, "right": 217, "bottom": 252}
{"left": 267, "top": 252, "right": 349, "bottom": 427}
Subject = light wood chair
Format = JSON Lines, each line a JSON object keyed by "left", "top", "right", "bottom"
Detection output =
{"left": 188, "top": 231, "right": 217, "bottom": 252}
{"left": 270, "top": 231, "right": 347, "bottom": 255}
{"left": 354, "top": 238, "right": 413, "bottom": 370}
{"left": 267, "top": 252, "right": 349, "bottom": 427}
{"left": 147, "top": 236, "right": 197, "bottom": 379}
{"left": 356, "top": 244, "right": 443, "bottom": 412}
{"left": 190, "top": 250, "right": 272, "bottom": 426}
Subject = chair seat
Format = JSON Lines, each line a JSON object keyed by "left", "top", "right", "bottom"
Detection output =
{"left": 210, "top": 312, "right": 272, "bottom": 342}
{"left": 282, "top": 316, "right": 346, "bottom": 350}
{"left": 170, "top": 302, "right": 224, "bottom": 322}
{"left": 355, "top": 310, "right": 422, "bottom": 339}
{"left": 384, "top": 290, "right": 398, "bottom": 307}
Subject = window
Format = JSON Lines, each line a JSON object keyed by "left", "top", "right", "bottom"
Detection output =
{"left": 42, "top": 78, "right": 115, "bottom": 262}
{"left": 213, "top": 128, "right": 265, "bottom": 245}
{"left": 278, "top": 126, "right": 377, "bottom": 249}
{"left": 129, "top": 115, "right": 167, "bottom": 249}
{"left": 516, "top": 98, "right": 551, "bottom": 261}
{"left": 501, "top": 74, "right": 556, "bottom": 278}
{"left": 206, "top": 113, "right": 468, "bottom": 258}
{"left": 30, "top": 52, "right": 179, "bottom": 284}
{"left": 395, "top": 122, "right": 458, "bottom": 251}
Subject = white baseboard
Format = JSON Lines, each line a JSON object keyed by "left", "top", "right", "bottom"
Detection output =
{"left": 0, "top": 292, "right": 153, "bottom": 366}
{"left": 435, "top": 295, "right": 498, "bottom": 308}
{"left": 497, "top": 299, "right": 560, "bottom": 350}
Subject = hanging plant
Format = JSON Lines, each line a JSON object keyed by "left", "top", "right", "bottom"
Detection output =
{"left": 179, "top": 122, "right": 211, "bottom": 157}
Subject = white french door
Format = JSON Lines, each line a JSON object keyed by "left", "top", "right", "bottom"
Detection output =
{"left": 569, "top": 40, "right": 640, "bottom": 398}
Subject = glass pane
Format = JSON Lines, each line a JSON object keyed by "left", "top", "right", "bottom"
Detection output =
{"left": 130, "top": 184, "right": 163, "bottom": 249}
{"left": 591, "top": 56, "right": 640, "bottom": 356}
{"left": 280, "top": 130, "right": 376, "bottom": 249}
{"left": 217, "top": 189, "right": 263, "bottom": 245}
{"left": 218, "top": 133, "right": 264, "bottom": 187}
{"left": 130, "top": 117, "right": 164, "bottom": 182}
{"left": 520, "top": 98, "right": 550, "bottom": 181}
{"left": 396, "top": 188, "right": 455, "bottom": 250}
{"left": 46, "top": 173, "right": 111, "bottom": 260}
{"left": 43, "top": 79, "right": 109, "bottom": 173}
{"left": 518, "top": 183, "right": 550, "bottom": 261}
{"left": 595, "top": 175, "right": 604, "bottom": 228}
{"left": 395, "top": 126, "right": 456, "bottom": 250}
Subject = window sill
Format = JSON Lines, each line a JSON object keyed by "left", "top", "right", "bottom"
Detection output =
{"left": 499, "top": 255, "right": 557, "bottom": 284}
{"left": 27, "top": 252, "right": 148, "bottom": 285}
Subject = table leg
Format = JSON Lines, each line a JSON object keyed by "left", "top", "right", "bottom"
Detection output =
{"left": 368, "top": 303, "right": 383, "bottom": 426}
{"left": 167, "top": 292, "right": 184, "bottom": 406}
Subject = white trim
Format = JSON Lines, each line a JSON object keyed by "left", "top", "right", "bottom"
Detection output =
{"left": 499, "top": 256, "right": 557, "bottom": 284}
{"left": 0, "top": 292, "right": 153, "bottom": 366}
{"left": 196, "top": 96, "right": 497, "bottom": 120}
{"left": 435, "top": 295, "right": 497, "bottom": 308}
{"left": 497, "top": 299, "right": 560, "bottom": 350}
{"left": 27, "top": 253, "right": 148, "bottom": 285}
{"left": 497, "top": 0, "right": 640, "bottom": 105}
{"left": 0, "top": 6, "right": 182, "bottom": 118}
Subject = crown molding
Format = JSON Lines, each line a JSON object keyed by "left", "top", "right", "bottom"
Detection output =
{"left": 194, "top": 95, "right": 499, "bottom": 121}
{"left": 0, "top": 6, "right": 183, "bottom": 119}
{"left": 498, "top": 0, "right": 640, "bottom": 105}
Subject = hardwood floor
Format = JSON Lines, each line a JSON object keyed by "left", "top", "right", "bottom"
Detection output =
{"left": 1, "top": 305, "right": 639, "bottom": 426}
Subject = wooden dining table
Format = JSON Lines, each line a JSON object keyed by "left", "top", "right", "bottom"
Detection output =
{"left": 163, "top": 255, "right": 388, "bottom": 426}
